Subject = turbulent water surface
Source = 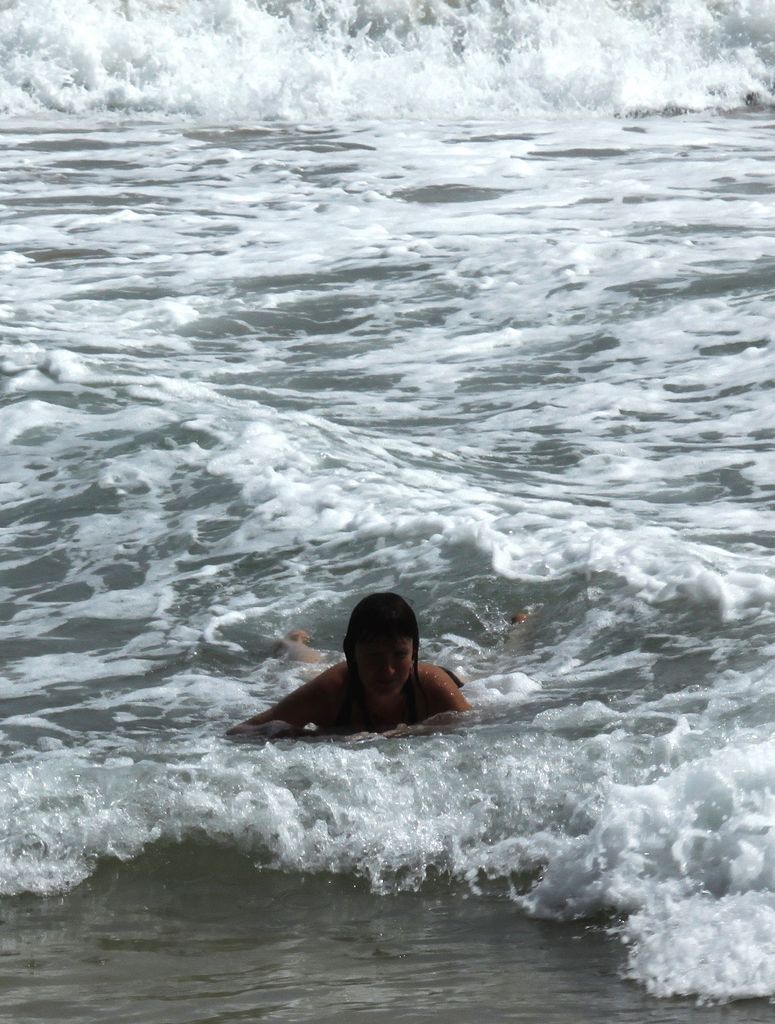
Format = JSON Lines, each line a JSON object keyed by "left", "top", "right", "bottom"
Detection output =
{"left": 3, "top": 0, "right": 775, "bottom": 1019}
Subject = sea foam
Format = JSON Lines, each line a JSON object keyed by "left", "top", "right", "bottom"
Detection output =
{"left": 5, "top": 698, "right": 775, "bottom": 1003}
{"left": 0, "top": 0, "right": 772, "bottom": 120}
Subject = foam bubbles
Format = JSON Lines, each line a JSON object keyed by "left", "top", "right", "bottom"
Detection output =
{"left": 513, "top": 737, "right": 775, "bottom": 998}
{"left": 0, "top": 0, "right": 772, "bottom": 119}
{"left": 625, "top": 892, "right": 775, "bottom": 1000}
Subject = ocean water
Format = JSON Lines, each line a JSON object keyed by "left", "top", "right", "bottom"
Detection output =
{"left": 3, "top": 0, "right": 775, "bottom": 1018}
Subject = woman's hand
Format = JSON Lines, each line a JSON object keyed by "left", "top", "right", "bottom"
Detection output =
{"left": 226, "top": 719, "right": 309, "bottom": 739}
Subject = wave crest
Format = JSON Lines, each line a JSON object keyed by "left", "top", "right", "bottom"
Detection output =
{"left": 1, "top": 0, "right": 773, "bottom": 120}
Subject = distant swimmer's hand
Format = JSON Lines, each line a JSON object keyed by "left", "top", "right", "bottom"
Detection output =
{"left": 503, "top": 609, "right": 531, "bottom": 652}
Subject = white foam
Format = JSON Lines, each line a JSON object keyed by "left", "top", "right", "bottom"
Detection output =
{"left": 464, "top": 670, "right": 541, "bottom": 706}
{"left": 0, "top": 0, "right": 771, "bottom": 120}
{"left": 0, "top": 398, "right": 86, "bottom": 446}
{"left": 625, "top": 891, "right": 775, "bottom": 1001}
{"left": 516, "top": 738, "right": 775, "bottom": 999}
{"left": 1, "top": 654, "right": 153, "bottom": 695}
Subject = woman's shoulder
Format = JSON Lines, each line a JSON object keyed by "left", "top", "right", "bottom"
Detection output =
{"left": 417, "top": 663, "right": 465, "bottom": 689}
{"left": 275, "top": 660, "right": 350, "bottom": 729}
{"left": 417, "top": 663, "right": 471, "bottom": 715}
{"left": 306, "top": 660, "right": 350, "bottom": 695}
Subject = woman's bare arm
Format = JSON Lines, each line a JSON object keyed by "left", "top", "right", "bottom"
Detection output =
{"left": 418, "top": 664, "right": 472, "bottom": 717}
{"left": 226, "top": 663, "right": 347, "bottom": 735}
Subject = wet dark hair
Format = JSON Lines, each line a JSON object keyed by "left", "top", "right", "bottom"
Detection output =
{"left": 343, "top": 593, "right": 419, "bottom": 680}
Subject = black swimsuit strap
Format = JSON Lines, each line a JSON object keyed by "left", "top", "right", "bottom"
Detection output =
{"left": 441, "top": 667, "right": 464, "bottom": 688}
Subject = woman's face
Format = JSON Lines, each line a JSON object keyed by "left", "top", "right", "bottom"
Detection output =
{"left": 354, "top": 635, "right": 414, "bottom": 695}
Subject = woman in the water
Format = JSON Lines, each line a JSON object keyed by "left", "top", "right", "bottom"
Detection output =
{"left": 227, "top": 592, "right": 471, "bottom": 737}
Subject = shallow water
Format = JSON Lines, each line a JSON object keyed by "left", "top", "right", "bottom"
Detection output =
{"left": 3, "top": 854, "right": 775, "bottom": 1023}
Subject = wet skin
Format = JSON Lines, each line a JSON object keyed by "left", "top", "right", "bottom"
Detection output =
{"left": 226, "top": 634, "right": 471, "bottom": 737}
